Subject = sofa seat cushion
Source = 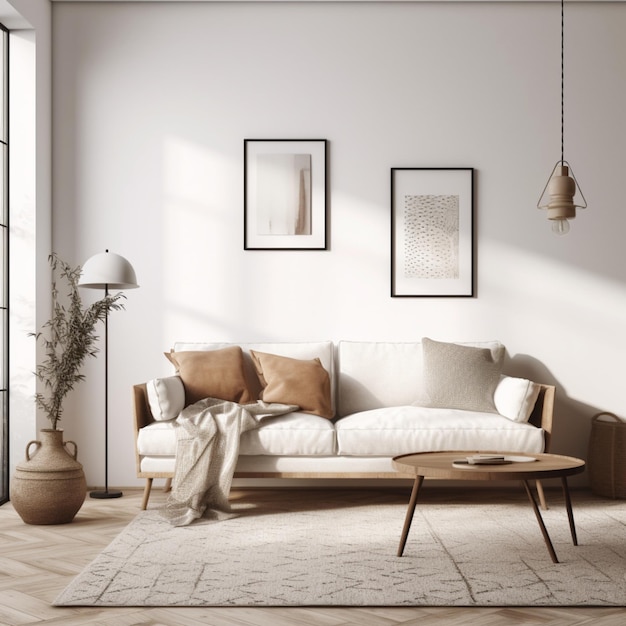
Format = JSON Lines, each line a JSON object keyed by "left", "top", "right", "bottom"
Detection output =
{"left": 137, "top": 411, "right": 336, "bottom": 457}
{"left": 240, "top": 412, "right": 336, "bottom": 455}
{"left": 137, "top": 419, "right": 179, "bottom": 456}
{"left": 335, "top": 406, "right": 545, "bottom": 456}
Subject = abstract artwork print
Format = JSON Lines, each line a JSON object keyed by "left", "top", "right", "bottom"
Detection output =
{"left": 403, "top": 194, "right": 459, "bottom": 279}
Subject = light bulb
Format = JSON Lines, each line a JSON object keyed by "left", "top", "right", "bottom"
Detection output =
{"left": 551, "top": 218, "right": 570, "bottom": 236}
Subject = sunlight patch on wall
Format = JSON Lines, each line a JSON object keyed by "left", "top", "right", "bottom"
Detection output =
{"left": 161, "top": 135, "right": 234, "bottom": 342}
{"left": 332, "top": 190, "right": 388, "bottom": 278}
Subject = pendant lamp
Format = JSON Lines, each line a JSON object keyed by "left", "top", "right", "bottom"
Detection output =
{"left": 537, "top": 0, "right": 587, "bottom": 236}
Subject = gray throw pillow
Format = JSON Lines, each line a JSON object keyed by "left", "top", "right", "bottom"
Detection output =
{"left": 422, "top": 338, "right": 504, "bottom": 413}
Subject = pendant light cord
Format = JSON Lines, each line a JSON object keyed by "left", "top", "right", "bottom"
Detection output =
{"left": 537, "top": 0, "right": 587, "bottom": 214}
{"left": 561, "top": 0, "right": 565, "bottom": 164}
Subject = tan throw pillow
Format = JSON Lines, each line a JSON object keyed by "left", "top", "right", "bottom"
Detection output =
{"left": 250, "top": 350, "right": 333, "bottom": 419}
{"left": 165, "top": 346, "right": 254, "bottom": 405}
{"left": 422, "top": 337, "right": 504, "bottom": 413}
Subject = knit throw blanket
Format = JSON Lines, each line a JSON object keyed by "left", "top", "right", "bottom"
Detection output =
{"left": 161, "top": 398, "right": 298, "bottom": 526}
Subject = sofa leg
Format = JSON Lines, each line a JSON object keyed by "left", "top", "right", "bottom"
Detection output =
{"left": 536, "top": 479, "right": 548, "bottom": 510}
{"left": 164, "top": 478, "right": 172, "bottom": 493}
{"left": 141, "top": 478, "right": 153, "bottom": 510}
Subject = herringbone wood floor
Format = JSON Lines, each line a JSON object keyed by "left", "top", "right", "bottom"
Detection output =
{"left": 1, "top": 484, "right": 625, "bottom": 626}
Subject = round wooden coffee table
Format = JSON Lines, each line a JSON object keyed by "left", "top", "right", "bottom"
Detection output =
{"left": 392, "top": 451, "right": 585, "bottom": 563}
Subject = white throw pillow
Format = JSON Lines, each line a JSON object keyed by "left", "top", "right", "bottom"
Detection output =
{"left": 493, "top": 375, "right": 541, "bottom": 423}
{"left": 146, "top": 375, "right": 185, "bottom": 421}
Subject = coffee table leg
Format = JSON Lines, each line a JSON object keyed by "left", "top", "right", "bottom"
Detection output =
{"left": 523, "top": 480, "right": 559, "bottom": 564}
{"left": 536, "top": 479, "right": 548, "bottom": 510}
{"left": 561, "top": 477, "right": 578, "bottom": 546}
{"left": 397, "top": 475, "right": 424, "bottom": 557}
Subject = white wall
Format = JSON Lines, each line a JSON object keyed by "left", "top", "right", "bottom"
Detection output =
{"left": 49, "top": 1, "right": 626, "bottom": 489}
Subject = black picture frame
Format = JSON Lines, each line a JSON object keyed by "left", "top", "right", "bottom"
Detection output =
{"left": 244, "top": 139, "right": 328, "bottom": 250}
{"left": 391, "top": 167, "right": 474, "bottom": 297}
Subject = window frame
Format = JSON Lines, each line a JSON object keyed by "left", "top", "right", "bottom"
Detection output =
{"left": 0, "top": 22, "right": 9, "bottom": 506}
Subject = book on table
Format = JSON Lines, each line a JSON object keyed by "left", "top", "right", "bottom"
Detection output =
{"left": 454, "top": 454, "right": 513, "bottom": 466}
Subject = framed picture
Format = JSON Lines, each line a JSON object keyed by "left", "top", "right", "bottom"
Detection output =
{"left": 391, "top": 168, "right": 474, "bottom": 297}
{"left": 244, "top": 139, "right": 328, "bottom": 250}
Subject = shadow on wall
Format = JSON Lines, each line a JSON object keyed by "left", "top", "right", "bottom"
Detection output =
{"left": 507, "top": 353, "right": 604, "bottom": 471}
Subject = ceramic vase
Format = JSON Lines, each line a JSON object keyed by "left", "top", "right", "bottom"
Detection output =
{"left": 10, "top": 429, "right": 87, "bottom": 524}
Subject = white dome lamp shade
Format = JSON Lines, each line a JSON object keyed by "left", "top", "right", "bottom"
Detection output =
{"left": 78, "top": 250, "right": 139, "bottom": 500}
{"left": 78, "top": 250, "right": 139, "bottom": 291}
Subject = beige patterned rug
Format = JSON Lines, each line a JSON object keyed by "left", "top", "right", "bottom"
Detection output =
{"left": 55, "top": 495, "right": 626, "bottom": 606}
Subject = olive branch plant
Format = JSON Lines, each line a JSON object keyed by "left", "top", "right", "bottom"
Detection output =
{"left": 31, "top": 254, "right": 125, "bottom": 430}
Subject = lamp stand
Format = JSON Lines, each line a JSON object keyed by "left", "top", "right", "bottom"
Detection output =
{"left": 79, "top": 249, "right": 138, "bottom": 497}
{"left": 90, "top": 285, "right": 122, "bottom": 499}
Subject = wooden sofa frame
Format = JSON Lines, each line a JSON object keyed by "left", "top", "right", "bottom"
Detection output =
{"left": 133, "top": 383, "right": 556, "bottom": 511}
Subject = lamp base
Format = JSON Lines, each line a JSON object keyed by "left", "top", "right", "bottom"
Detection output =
{"left": 89, "top": 489, "right": 123, "bottom": 499}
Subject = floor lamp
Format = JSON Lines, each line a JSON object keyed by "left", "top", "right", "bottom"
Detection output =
{"left": 79, "top": 250, "right": 139, "bottom": 499}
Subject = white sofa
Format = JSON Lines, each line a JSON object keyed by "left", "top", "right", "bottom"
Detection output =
{"left": 133, "top": 340, "right": 555, "bottom": 509}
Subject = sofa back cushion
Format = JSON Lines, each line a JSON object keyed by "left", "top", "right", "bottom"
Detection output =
{"left": 173, "top": 341, "right": 336, "bottom": 416}
{"left": 337, "top": 340, "right": 504, "bottom": 417}
{"left": 338, "top": 342, "right": 424, "bottom": 417}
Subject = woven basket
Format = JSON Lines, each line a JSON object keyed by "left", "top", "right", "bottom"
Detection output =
{"left": 587, "top": 412, "right": 626, "bottom": 499}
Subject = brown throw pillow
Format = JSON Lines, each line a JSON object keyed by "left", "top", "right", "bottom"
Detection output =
{"left": 250, "top": 350, "right": 333, "bottom": 419}
{"left": 165, "top": 346, "right": 254, "bottom": 405}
